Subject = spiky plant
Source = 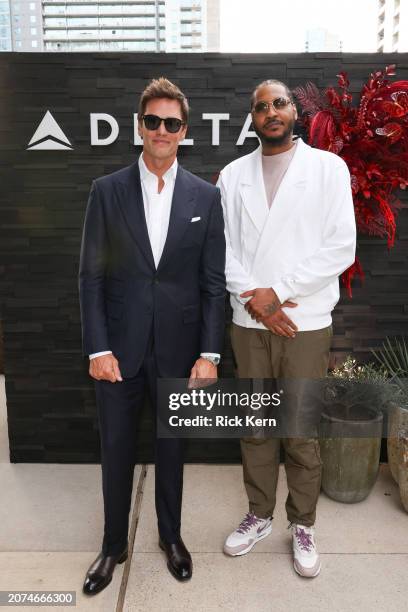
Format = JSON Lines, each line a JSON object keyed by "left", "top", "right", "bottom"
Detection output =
{"left": 372, "top": 337, "right": 408, "bottom": 404}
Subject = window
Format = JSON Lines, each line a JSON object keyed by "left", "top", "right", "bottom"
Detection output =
{"left": 66, "top": 5, "right": 96, "bottom": 15}
{"left": 14, "top": 27, "right": 21, "bottom": 34}
{"left": 29, "top": 2, "right": 35, "bottom": 9}
{"left": 43, "top": 5, "right": 65, "bottom": 15}
{"left": 99, "top": 17, "right": 123, "bottom": 27}
{"left": 68, "top": 16, "right": 98, "bottom": 27}
{"left": 16, "top": 39, "right": 21, "bottom": 47}
{"left": 30, "top": 15, "right": 36, "bottom": 23}
{"left": 30, "top": 27, "right": 37, "bottom": 35}
{"left": 44, "top": 17, "right": 66, "bottom": 27}
{"left": 31, "top": 39, "right": 37, "bottom": 47}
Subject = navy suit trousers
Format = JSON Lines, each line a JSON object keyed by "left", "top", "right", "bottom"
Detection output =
{"left": 95, "top": 337, "right": 185, "bottom": 556}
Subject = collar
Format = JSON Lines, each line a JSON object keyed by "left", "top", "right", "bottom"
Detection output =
{"left": 240, "top": 137, "right": 308, "bottom": 186}
{"left": 138, "top": 154, "right": 178, "bottom": 187}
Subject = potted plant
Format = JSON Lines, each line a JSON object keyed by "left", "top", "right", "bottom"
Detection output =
{"left": 373, "top": 337, "right": 408, "bottom": 513}
{"left": 319, "top": 357, "right": 388, "bottom": 503}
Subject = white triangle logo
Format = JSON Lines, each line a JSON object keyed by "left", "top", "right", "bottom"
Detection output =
{"left": 27, "top": 110, "right": 73, "bottom": 151}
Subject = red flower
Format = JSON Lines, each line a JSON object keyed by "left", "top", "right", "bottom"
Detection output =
{"left": 294, "top": 66, "right": 408, "bottom": 294}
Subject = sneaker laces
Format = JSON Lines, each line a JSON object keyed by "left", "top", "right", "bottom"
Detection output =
{"left": 292, "top": 525, "right": 314, "bottom": 552}
{"left": 236, "top": 512, "right": 263, "bottom": 534}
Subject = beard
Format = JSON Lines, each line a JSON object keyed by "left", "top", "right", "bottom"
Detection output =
{"left": 253, "top": 117, "right": 296, "bottom": 146}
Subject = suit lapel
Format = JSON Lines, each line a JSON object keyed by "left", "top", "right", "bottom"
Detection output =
{"left": 239, "top": 147, "right": 269, "bottom": 235}
{"left": 253, "top": 138, "right": 309, "bottom": 266}
{"left": 117, "top": 162, "right": 156, "bottom": 270}
{"left": 157, "top": 166, "right": 197, "bottom": 272}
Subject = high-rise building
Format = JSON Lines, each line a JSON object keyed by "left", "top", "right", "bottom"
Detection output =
{"left": 377, "top": 0, "right": 408, "bottom": 52}
{"left": 305, "top": 27, "right": 342, "bottom": 53}
{"left": 0, "top": 0, "right": 12, "bottom": 50}
{"left": 0, "top": 0, "right": 220, "bottom": 52}
{"left": 3, "top": 0, "right": 43, "bottom": 51}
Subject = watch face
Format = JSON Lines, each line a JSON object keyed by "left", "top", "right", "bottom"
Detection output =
{"left": 205, "top": 356, "right": 219, "bottom": 365}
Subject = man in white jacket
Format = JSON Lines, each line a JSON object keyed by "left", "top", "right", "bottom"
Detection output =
{"left": 218, "top": 79, "right": 356, "bottom": 578}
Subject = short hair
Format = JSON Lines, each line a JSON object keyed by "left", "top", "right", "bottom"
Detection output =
{"left": 250, "top": 79, "right": 293, "bottom": 109}
{"left": 138, "top": 77, "right": 189, "bottom": 123}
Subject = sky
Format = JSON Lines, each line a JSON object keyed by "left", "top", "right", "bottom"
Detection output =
{"left": 220, "top": 0, "right": 378, "bottom": 53}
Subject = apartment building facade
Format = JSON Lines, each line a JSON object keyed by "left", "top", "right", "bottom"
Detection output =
{"left": 377, "top": 0, "right": 408, "bottom": 52}
{"left": 3, "top": 0, "right": 219, "bottom": 52}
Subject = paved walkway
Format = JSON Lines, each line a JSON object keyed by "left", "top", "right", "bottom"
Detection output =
{"left": 1, "top": 376, "right": 407, "bottom": 611}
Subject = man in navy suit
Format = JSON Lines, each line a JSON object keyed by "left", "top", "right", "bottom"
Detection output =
{"left": 79, "top": 77, "right": 226, "bottom": 595}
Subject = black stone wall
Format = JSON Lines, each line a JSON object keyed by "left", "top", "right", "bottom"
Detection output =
{"left": 1, "top": 52, "right": 407, "bottom": 462}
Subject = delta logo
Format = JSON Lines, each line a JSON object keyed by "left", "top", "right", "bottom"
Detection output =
{"left": 27, "top": 110, "right": 258, "bottom": 151}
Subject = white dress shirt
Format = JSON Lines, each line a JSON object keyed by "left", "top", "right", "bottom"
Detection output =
{"left": 140, "top": 153, "right": 177, "bottom": 268}
{"left": 90, "top": 154, "right": 220, "bottom": 364}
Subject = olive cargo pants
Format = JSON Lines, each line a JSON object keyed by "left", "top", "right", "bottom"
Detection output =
{"left": 231, "top": 323, "right": 332, "bottom": 527}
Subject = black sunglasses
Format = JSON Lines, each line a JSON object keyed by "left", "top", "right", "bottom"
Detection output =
{"left": 142, "top": 114, "right": 186, "bottom": 133}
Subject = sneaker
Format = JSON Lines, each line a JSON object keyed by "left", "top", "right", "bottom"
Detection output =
{"left": 224, "top": 511, "right": 272, "bottom": 556}
{"left": 290, "top": 523, "right": 321, "bottom": 578}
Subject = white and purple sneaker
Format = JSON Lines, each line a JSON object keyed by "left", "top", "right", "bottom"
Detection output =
{"left": 224, "top": 511, "right": 272, "bottom": 556}
{"left": 291, "top": 523, "right": 321, "bottom": 578}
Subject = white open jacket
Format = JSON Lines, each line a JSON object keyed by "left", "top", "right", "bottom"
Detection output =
{"left": 217, "top": 138, "right": 357, "bottom": 331}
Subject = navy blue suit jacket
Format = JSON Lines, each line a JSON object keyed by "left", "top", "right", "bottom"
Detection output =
{"left": 79, "top": 161, "right": 226, "bottom": 378}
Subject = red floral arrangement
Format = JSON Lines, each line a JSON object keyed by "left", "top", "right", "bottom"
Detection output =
{"left": 293, "top": 65, "right": 408, "bottom": 295}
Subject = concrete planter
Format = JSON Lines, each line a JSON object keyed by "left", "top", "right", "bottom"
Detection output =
{"left": 398, "top": 429, "right": 408, "bottom": 513}
{"left": 387, "top": 403, "right": 408, "bottom": 483}
{"left": 0, "top": 321, "right": 3, "bottom": 374}
{"left": 319, "top": 404, "right": 383, "bottom": 503}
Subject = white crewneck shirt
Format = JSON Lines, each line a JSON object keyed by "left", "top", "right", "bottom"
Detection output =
{"left": 262, "top": 140, "right": 298, "bottom": 208}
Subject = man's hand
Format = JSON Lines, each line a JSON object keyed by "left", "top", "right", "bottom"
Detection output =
{"left": 188, "top": 357, "right": 217, "bottom": 389}
{"left": 241, "top": 288, "right": 296, "bottom": 321}
{"left": 261, "top": 307, "right": 298, "bottom": 338}
{"left": 240, "top": 287, "right": 298, "bottom": 337}
{"left": 89, "top": 353, "right": 123, "bottom": 383}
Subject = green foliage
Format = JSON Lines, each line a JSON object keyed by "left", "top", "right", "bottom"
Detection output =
{"left": 372, "top": 337, "right": 408, "bottom": 378}
{"left": 327, "top": 355, "right": 392, "bottom": 413}
{"left": 372, "top": 337, "right": 408, "bottom": 406}
{"left": 330, "top": 356, "right": 388, "bottom": 383}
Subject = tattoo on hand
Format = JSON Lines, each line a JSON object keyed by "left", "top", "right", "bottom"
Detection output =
{"left": 263, "top": 300, "right": 279, "bottom": 316}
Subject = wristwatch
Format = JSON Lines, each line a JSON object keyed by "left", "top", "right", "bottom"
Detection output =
{"left": 202, "top": 355, "right": 220, "bottom": 366}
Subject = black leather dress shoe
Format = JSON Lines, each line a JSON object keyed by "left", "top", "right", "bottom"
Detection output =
{"left": 159, "top": 538, "right": 192, "bottom": 581}
{"left": 82, "top": 547, "right": 128, "bottom": 596}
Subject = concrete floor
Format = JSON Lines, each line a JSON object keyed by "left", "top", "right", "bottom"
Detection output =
{"left": 0, "top": 375, "right": 407, "bottom": 612}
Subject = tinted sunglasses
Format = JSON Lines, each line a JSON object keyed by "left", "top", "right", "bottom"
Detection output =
{"left": 253, "top": 97, "right": 292, "bottom": 113}
{"left": 142, "top": 114, "right": 186, "bottom": 133}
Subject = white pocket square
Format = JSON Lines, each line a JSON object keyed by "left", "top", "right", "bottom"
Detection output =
{"left": 191, "top": 217, "right": 201, "bottom": 223}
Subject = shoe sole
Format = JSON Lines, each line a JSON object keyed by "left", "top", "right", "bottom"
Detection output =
{"left": 293, "top": 559, "right": 321, "bottom": 578}
{"left": 224, "top": 524, "right": 272, "bottom": 557}
{"left": 158, "top": 541, "right": 192, "bottom": 582}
